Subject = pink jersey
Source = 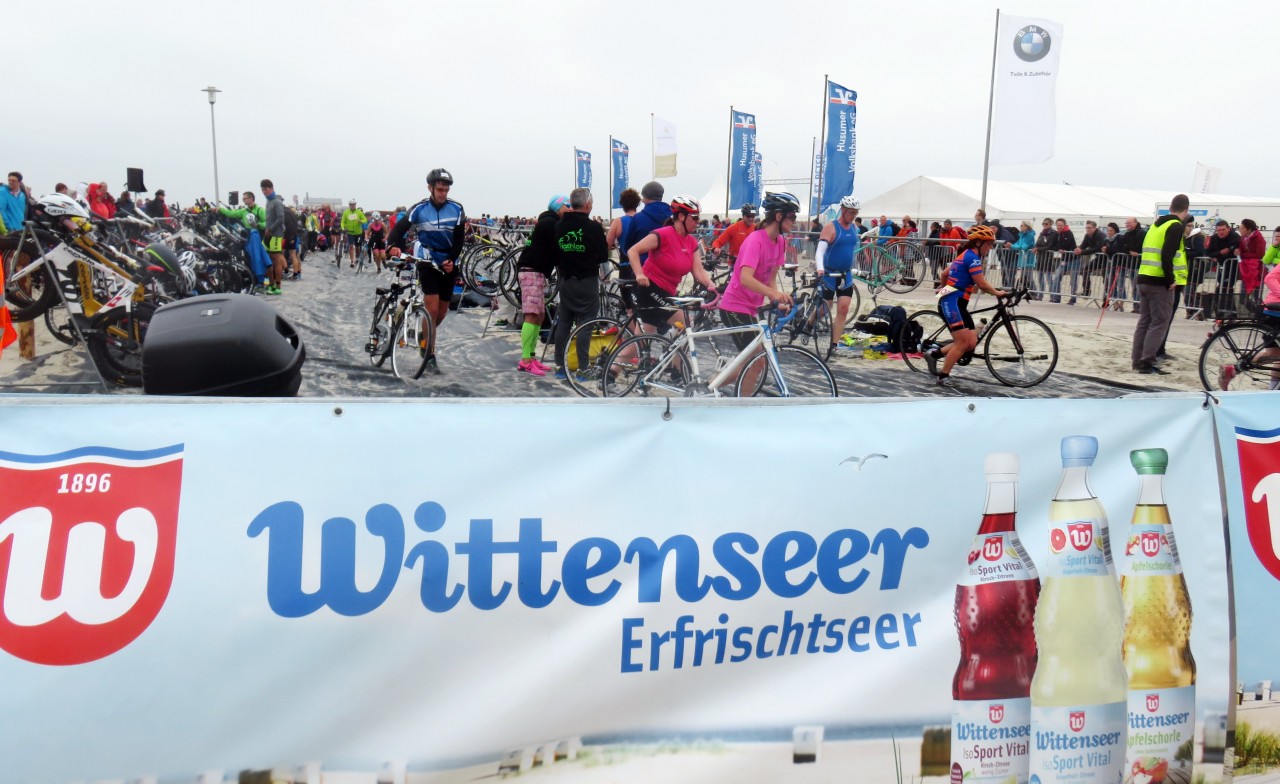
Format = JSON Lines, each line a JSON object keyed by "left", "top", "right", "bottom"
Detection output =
{"left": 719, "top": 230, "right": 787, "bottom": 314}
{"left": 642, "top": 226, "right": 699, "bottom": 293}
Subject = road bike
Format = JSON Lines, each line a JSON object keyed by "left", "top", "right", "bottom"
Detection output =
{"left": 1198, "top": 311, "right": 1280, "bottom": 392}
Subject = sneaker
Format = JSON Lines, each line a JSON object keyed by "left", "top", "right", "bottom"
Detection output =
{"left": 494, "top": 319, "right": 510, "bottom": 328}
{"left": 1136, "top": 365, "right": 1167, "bottom": 376}
{"left": 265, "top": 286, "right": 282, "bottom": 296}
{"left": 924, "top": 347, "right": 940, "bottom": 376}
{"left": 935, "top": 373, "right": 956, "bottom": 387}
{"left": 554, "top": 368, "right": 568, "bottom": 381}
{"left": 1218, "top": 365, "right": 1237, "bottom": 390}
{"left": 530, "top": 358, "right": 552, "bottom": 373}
{"left": 424, "top": 355, "right": 441, "bottom": 375}
{"left": 574, "top": 366, "right": 602, "bottom": 383}
{"left": 517, "top": 358, "right": 547, "bottom": 377}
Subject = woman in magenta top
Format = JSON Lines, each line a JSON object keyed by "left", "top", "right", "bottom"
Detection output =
{"left": 627, "top": 195, "right": 717, "bottom": 332}
{"left": 719, "top": 192, "right": 799, "bottom": 349}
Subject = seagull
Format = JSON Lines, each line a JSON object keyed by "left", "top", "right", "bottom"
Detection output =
{"left": 840, "top": 454, "right": 889, "bottom": 470}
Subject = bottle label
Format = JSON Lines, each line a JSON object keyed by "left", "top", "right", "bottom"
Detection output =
{"left": 959, "top": 532, "right": 1038, "bottom": 586}
{"left": 1028, "top": 701, "right": 1126, "bottom": 783}
{"left": 1124, "top": 685, "right": 1195, "bottom": 783}
{"left": 1042, "top": 517, "right": 1113, "bottom": 577}
{"left": 1119, "top": 524, "right": 1182, "bottom": 576}
{"left": 951, "top": 697, "right": 1031, "bottom": 784}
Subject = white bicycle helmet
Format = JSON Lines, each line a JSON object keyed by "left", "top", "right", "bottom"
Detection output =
{"left": 670, "top": 195, "right": 701, "bottom": 217}
{"left": 840, "top": 195, "right": 861, "bottom": 210}
{"left": 39, "top": 192, "right": 91, "bottom": 220}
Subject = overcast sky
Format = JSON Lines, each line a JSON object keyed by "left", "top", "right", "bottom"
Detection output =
{"left": 10, "top": 0, "right": 1274, "bottom": 217}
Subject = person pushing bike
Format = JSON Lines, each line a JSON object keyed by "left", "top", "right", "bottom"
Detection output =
{"left": 927, "top": 224, "right": 1006, "bottom": 387}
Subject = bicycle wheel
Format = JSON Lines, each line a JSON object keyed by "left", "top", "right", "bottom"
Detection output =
{"left": 1199, "top": 323, "right": 1279, "bottom": 392}
{"left": 738, "top": 345, "right": 838, "bottom": 397}
{"left": 498, "top": 250, "right": 522, "bottom": 307}
{"left": 883, "top": 244, "right": 925, "bottom": 293}
{"left": 2, "top": 238, "right": 59, "bottom": 322}
{"left": 601, "top": 333, "right": 686, "bottom": 398}
{"left": 467, "top": 246, "right": 504, "bottom": 297}
{"left": 565, "top": 317, "right": 632, "bottom": 397}
{"left": 87, "top": 303, "right": 156, "bottom": 387}
{"left": 367, "top": 297, "right": 394, "bottom": 367}
{"left": 44, "top": 307, "right": 79, "bottom": 346}
{"left": 788, "top": 292, "right": 831, "bottom": 347}
{"left": 984, "top": 314, "right": 1059, "bottom": 387}
{"left": 355, "top": 250, "right": 366, "bottom": 275}
{"left": 901, "top": 310, "right": 949, "bottom": 373}
{"left": 391, "top": 306, "right": 437, "bottom": 382}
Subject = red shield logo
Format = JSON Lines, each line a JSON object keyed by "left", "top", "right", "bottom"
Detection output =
{"left": 1146, "top": 693, "right": 1160, "bottom": 712}
{"left": 1067, "top": 522, "right": 1094, "bottom": 551}
{"left": 0, "top": 445, "right": 184, "bottom": 665}
{"left": 1140, "top": 531, "right": 1162, "bottom": 558}
{"left": 1069, "top": 711, "right": 1086, "bottom": 732}
{"left": 982, "top": 536, "right": 1004, "bottom": 561}
{"left": 1236, "top": 429, "right": 1280, "bottom": 582}
{"left": 989, "top": 704, "right": 1004, "bottom": 724}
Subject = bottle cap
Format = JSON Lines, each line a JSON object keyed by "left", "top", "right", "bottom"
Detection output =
{"left": 1130, "top": 448, "right": 1169, "bottom": 475}
{"left": 1060, "top": 435, "right": 1098, "bottom": 467}
{"left": 984, "top": 452, "right": 1020, "bottom": 481}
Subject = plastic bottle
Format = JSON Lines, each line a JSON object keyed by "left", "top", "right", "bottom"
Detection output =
{"left": 1028, "top": 436, "right": 1127, "bottom": 783}
{"left": 951, "top": 453, "right": 1039, "bottom": 784}
{"left": 1119, "top": 448, "right": 1196, "bottom": 784}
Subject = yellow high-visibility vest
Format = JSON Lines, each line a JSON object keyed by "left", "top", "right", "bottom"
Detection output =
{"left": 1139, "top": 218, "right": 1188, "bottom": 286}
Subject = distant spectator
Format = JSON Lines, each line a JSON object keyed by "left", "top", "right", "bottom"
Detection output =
{"left": 875, "top": 214, "right": 897, "bottom": 245}
{"left": 1012, "top": 221, "right": 1037, "bottom": 290}
{"left": 0, "top": 171, "right": 30, "bottom": 234}
{"left": 854, "top": 216, "right": 869, "bottom": 235}
{"left": 1076, "top": 220, "right": 1106, "bottom": 301}
{"left": 55, "top": 182, "right": 68, "bottom": 194}
{"left": 1205, "top": 220, "right": 1241, "bottom": 317}
{"left": 1102, "top": 222, "right": 1127, "bottom": 308}
{"left": 620, "top": 181, "right": 670, "bottom": 264}
{"left": 1031, "top": 218, "right": 1056, "bottom": 299}
{"left": 145, "top": 189, "right": 170, "bottom": 219}
{"left": 1181, "top": 223, "right": 1207, "bottom": 318}
{"left": 87, "top": 182, "right": 116, "bottom": 219}
{"left": 1049, "top": 218, "right": 1078, "bottom": 304}
{"left": 1238, "top": 218, "right": 1267, "bottom": 306}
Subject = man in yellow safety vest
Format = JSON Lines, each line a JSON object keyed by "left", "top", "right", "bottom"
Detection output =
{"left": 1131, "top": 193, "right": 1189, "bottom": 375}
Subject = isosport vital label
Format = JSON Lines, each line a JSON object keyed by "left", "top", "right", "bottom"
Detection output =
{"left": 1042, "top": 518, "right": 1112, "bottom": 578}
{"left": 1029, "top": 701, "right": 1125, "bottom": 783}
{"left": 1124, "top": 686, "right": 1195, "bottom": 784}
{"left": 1119, "top": 525, "right": 1182, "bottom": 576}
{"left": 959, "top": 532, "right": 1038, "bottom": 586}
{"left": 951, "top": 697, "right": 1031, "bottom": 784}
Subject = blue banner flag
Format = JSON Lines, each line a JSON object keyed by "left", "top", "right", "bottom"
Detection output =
{"left": 610, "top": 139, "right": 629, "bottom": 210}
{"left": 752, "top": 150, "right": 764, "bottom": 208}
{"left": 810, "top": 150, "right": 824, "bottom": 217}
{"left": 575, "top": 149, "right": 592, "bottom": 190}
{"left": 727, "top": 111, "right": 757, "bottom": 211}
{"left": 820, "top": 81, "right": 857, "bottom": 210}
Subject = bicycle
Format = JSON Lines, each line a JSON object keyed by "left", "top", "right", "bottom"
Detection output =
{"left": 600, "top": 296, "right": 837, "bottom": 398}
{"left": 366, "top": 261, "right": 419, "bottom": 368}
{"left": 899, "top": 287, "right": 1059, "bottom": 387}
{"left": 1198, "top": 311, "right": 1280, "bottom": 392}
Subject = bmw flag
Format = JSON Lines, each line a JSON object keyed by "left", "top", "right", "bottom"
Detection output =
{"left": 727, "top": 111, "right": 757, "bottom": 212}
{"left": 991, "top": 15, "right": 1063, "bottom": 164}
{"left": 610, "top": 139, "right": 629, "bottom": 210}
{"left": 575, "top": 149, "right": 592, "bottom": 190}
{"left": 820, "top": 81, "right": 857, "bottom": 211}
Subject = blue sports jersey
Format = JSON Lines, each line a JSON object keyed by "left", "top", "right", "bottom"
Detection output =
{"left": 825, "top": 220, "right": 859, "bottom": 272}
{"left": 945, "top": 249, "right": 984, "bottom": 299}
{"left": 408, "top": 198, "right": 466, "bottom": 262}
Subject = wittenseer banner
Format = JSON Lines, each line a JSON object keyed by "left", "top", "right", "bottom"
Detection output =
{"left": 575, "top": 149, "right": 592, "bottom": 191}
{"left": 820, "top": 81, "right": 857, "bottom": 211}
{"left": 0, "top": 397, "right": 1238, "bottom": 784}
{"left": 610, "top": 139, "right": 629, "bottom": 210}
{"left": 728, "top": 110, "right": 758, "bottom": 211}
{"left": 991, "top": 14, "right": 1064, "bottom": 165}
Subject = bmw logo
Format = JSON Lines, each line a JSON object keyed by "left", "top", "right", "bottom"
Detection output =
{"left": 1013, "top": 25, "right": 1052, "bottom": 62}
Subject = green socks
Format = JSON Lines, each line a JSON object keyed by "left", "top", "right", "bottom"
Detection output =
{"left": 521, "top": 321, "right": 540, "bottom": 359}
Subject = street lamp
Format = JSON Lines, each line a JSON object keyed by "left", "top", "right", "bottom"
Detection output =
{"left": 203, "top": 86, "right": 222, "bottom": 205}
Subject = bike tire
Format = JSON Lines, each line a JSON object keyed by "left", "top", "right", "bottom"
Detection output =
{"left": 984, "top": 314, "right": 1059, "bottom": 387}
{"left": 738, "top": 344, "right": 838, "bottom": 398}
{"left": 367, "top": 296, "right": 395, "bottom": 367}
{"left": 883, "top": 244, "right": 926, "bottom": 293}
{"left": 44, "top": 307, "right": 79, "bottom": 346}
{"left": 564, "top": 317, "right": 632, "bottom": 398}
{"left": 498, "top": 249, "right": 522, "bottom": 308}
{"left": 467, "top": 246, "right": 504, "bottom": 297}
{"left": 391, "top": 305, "right": 436, "bottom": 381}
{"left": 901, "top": 310, "right": 949, "bottom": 373}
{"left": 87, "top": 302, "right": 156, "bottom": 387}
{"left": 2, "top": 238, "right": 59, "bottom": 322}
{"left": 601, "top": 333, "right": 685, "bottom": 398}
{"left": 1198, "top": 322, "right": 1278, "bottom": 392}
{"left": 788, "top": 292, "right": 831, "bottom": 348}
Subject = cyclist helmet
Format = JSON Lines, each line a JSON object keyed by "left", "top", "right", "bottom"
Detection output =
{"left": 38, "top": 192, "right": 91, "bottom": 220}
{"left": 670, "top": 196, "right": 701, "bottom": 217}
{"left": 762, "top": 191, "right": 801, "bottom": 218}
{"left": 371, "top": 212, "right": 382, "bottom": 220}
{"left": 142, "top": 243, "right": 183, "bottom": 277}
{"left": 548, "top": 194, "right": 570, "bottom": 213}
{"left": 427, "top": 168, "right": 454, "bottom": 186}
{"left": 839, "top": 195, "right": 861, "bottom": 210}
{"left": 968, "top": 224, "right": 997, "bottom": 242}
{"left": 740, "top": 203, "right": 758, "bottom": 218}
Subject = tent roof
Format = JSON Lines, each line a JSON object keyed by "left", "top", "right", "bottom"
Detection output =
{"left": 860, "top": 176, "right": 1279, "bottom": 225}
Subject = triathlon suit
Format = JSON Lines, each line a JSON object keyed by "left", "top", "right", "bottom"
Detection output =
{"left": 616, "top": 213, "right": 636, "bottom": 308}
{"left": 938, "top": 249, "right": 983, "bottom": 331}
{"left": 367, "top": 221, "right": 386, "bottom": 250}
{"left": 408, "top": 197, "right": 466, "bottom": 298}
{"left": 636, "top": 225, "right": 698, "bottom": 330}
{"left": 821, "top": 220, "right": 859, "bottom": 300}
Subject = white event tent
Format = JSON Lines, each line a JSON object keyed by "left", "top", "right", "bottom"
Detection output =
{"left": 859, "top": 176, "right": 1280, "bottom": 231}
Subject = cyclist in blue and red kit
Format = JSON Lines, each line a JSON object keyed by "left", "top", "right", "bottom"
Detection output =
{"left": 926, "top": 224, "right": 1006, "bottom": 387}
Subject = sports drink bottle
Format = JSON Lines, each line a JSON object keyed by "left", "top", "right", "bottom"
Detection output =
{"left": 951, "top": 453, "right": 1039, "bottom": 784}
{"left": 1028, "top": 436, "right": 1126, "bottom": 783}
{"left": 1120, "top": 449, "right": 1196, "bottom": 784}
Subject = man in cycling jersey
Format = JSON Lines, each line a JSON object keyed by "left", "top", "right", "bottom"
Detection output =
{"left": 814, "top": 195, "right": 862, "bottom": 358}
{"left": 341, "top": 199, "right": 366, "bottom": 268}
{"left": 387, "top": 167, "right": 466, "bottom": 374}
{"left": 710, "top": 203, "right": 758, "bottom": 261}
{"left": 927, "top": 224, "right": 1006, "bottom": 387}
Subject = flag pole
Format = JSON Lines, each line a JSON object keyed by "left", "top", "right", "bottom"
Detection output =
{"left": 725, "top": 106, "right": 734, "bottom": 218}
{"left": 980, "top": 9, "right": 1000, "bottom": 214}
{"left": 650, "top": 113, "right": 656, "bottom": 181}
{"left": 810, "top": 136, "right": 818, "bottom": 219}
{"left": 816, "top": 75, "right": 829, "bottom": 216}
{"left": 608, "top": 136, "right": 614, "bottom": 223}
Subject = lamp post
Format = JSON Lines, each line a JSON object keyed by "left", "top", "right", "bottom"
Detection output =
{"left": 203, "top": 86, "right": 222, "bottom": 205}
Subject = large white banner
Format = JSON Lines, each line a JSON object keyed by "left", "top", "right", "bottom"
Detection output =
{"left": 653, "top": 115, "right": 678, "bottom": 178}
{"left": 991, "top": 14, "right": 1064, "bottom": 166}
{"left": 0, "top": 396, "right": 1232, "bottom": 784}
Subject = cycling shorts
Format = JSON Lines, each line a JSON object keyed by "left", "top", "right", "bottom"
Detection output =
{"left": 939, "top": 292, "right": 974, "bottom": 331}
{"left": 417, "top": 261, "right": 458, "bottom": 299}
{"left": 819, "top": 271, "right": 855, "bottom": 300}
{"left": 518, "top": 270, "right": 547, "bottom": 316}
{"left": 719, "top": 308, "right": 758, "bottom": 351}
{"left": 368, "top": 238, "right": 386, "bottom": 251}
{"left": 265, "top": 236, "right": 283, "bottom": 254}
{"left": 634, "top": 282, "right": 676, "bottom": 330}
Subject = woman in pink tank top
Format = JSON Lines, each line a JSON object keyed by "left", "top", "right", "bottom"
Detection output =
{"left": 627, "top": 195, "right": 717, "bottom": 332}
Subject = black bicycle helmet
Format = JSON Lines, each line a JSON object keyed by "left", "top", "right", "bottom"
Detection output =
{"left": 427, "top": 168, "right": 454, "bottom": 186}
{"left": 142, "top": 243, "right": 183, "bottom": 277}
{"left": 740, "top": 203, "right": 758, "bottom": 218}
{"left": 762, "top": 191, "right": 800, "bottom": 218}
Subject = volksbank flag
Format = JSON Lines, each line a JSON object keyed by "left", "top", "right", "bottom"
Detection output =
{"left": 575, "top": 149, "right": 592, "bottom": 190}
{"left": 610, "top": 139, "right": 629, "bottom": 210}
{"left": 727, "top": 111, "right": 757, "bottom": 211}
{"left": 752, "top": 151, "right": 764, "bottom": 208}
{"left": 820, "top": 81, "right": 857, "bottom": 210}
{"left": 990, "top": 14, "right": 1063, "bottom": 165}
{"left": 810, "top": 150, "right": 824, "bottom": 217}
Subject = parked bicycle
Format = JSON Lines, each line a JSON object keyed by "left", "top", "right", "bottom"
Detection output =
{"left": 1198, "top": 311, "right": 1280, "bottom": 392}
